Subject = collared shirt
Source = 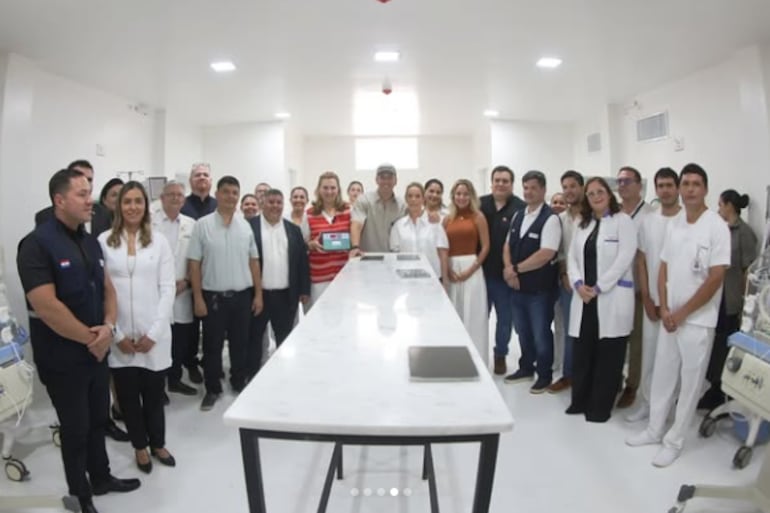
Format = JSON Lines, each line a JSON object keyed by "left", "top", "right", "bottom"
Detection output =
{"left": 389, "top": 212, "right": 449, "bottom": 277}
{"left": 155, "top": 213, "right": 180, "bottom": 254}
{"left": 153, "top": 211, "right": 196, "bottom": 323}
{"left": 515, "top": 203, "right": 561, "bottom": 250}
{"left": 625, "top": 199, "right": 655, "bottom": 291}
{"left": 352, "top": 190, "right": 405, "bottom": 252}
{"left": 479, "top": 193, "right": 525, "bottom": 280}
{"left": 638, "top": 209, "right": 680, "bottom": 305}
{"left": 187, "top": 211, "right": 259, "bottom": 292}
{"left": 260, "top": 216, "right": 289, "bottom": 290}
{"left": 181, "top": 194, "right": 218, "bottom": 220}
{"left": 557, "top": 209, "right": 580, "bottom": 262}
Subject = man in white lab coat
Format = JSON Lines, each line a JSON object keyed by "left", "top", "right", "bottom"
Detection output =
{"left": 626, "top": 163, "right": 730, "bottom": 467}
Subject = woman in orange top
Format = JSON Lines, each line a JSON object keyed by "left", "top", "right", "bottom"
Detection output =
{"left": 303, "top": 171, "right": 351, "bottom": 311}
{"left": 442, "top": 179, "right": 490, "bottom": 363}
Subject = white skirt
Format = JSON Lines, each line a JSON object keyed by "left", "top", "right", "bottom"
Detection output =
{"left": 447, "top": 254, "right": 489, "bottom": 365}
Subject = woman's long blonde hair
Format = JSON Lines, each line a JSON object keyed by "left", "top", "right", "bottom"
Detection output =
{"left": 310, "top": 171, "right": 347, "bottom": 215}
{"left": 445, "top": 179, "right": 480, "bottom": 223}
{"left": 106, "top": 181, "right": 153, "bottom": 248}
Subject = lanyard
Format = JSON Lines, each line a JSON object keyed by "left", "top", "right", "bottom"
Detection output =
{"left": 630, "top": 200, "right": 645, "bottom": 219}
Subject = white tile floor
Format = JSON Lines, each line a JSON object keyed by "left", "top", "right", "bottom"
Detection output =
{"left": 1, "top": 328, "right": 766, "bottom": 513}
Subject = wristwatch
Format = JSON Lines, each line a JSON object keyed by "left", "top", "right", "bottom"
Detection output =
{"left": 106, "top": 322, "right": 117, "bottom": 338}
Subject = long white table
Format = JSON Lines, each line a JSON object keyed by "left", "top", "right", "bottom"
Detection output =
{"left": 224, "top": 253, "right": 514, "bottom": 513}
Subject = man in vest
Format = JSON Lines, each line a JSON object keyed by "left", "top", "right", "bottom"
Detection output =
{"left": 502, "top": 170, "right": 562, "bottom": 393}
{"left": 18, "top": 168, "right": 141, "bottom": 513}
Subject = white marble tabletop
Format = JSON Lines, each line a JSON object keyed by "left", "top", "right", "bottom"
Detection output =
{"left": 224, "top": 253, "right": 514, "bottom": 437}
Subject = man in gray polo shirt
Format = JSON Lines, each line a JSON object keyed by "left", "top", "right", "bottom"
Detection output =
{"left": 188, "top": 176, "right": 263, "bottom": 411}
{"left": 350, "top": 163, "right": 406, "bottom": 255}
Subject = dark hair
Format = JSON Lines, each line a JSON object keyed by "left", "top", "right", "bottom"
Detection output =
{"left": 720, "top": 189, "right": 750, "bottom": 215}
{"left": 579, "top": 177, "right": 621, "bottom": 228}
{"left": 561, "top": 170, "right": 584, "bottom": 186}
{"left": 217, "top": 175, "right": 240, "bottom": 190}
{"left": 99, "top": 178, "right": 125, "bottom": 205}
{"left": 654, "top": 167, "right": 679, "bottom": 187}
{"left": 618, "top": 166, "right": 641, "bottom": 183}
{"left": 522, "top": 170, "right": 546, "bottom": 188}
{"left": 490, "top": 165, "right": 514, "bottom": 183}
{"left": 424, "top": 178, "right": 444, "bottom": 193}
{"left": 680, "top": 163, "right": 708, "bottom": 189}
{"left": 265, "top": 188, "right": 283, "bottom": 198}
{"left": 347, "top": 181, "right": 364, "bottom": 194}
{"left": 67, "top": 159, "right": 93, "bottom": 172}
{"left": 290, "top": 186, "right": 309, "bottom": 199}
{"left": 107, "top": 182, "right": 152, "bottom": 249}
{"left": 240, "top": 193, "right": 257, "bottom": 205}
{"left": 49, "top": 168, "right": 85, "bottom": 204}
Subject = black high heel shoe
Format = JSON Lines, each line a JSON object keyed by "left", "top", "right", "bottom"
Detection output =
{"left": 136, "top": 451, "right": 152, "bottom": 474}
{"left": 151, "top": 449, "right": 176, "bottom": 467}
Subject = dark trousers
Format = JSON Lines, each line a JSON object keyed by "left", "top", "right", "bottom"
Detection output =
{"left": 486, "top": 277, "right": 514, "bottom": 358}
{"left": 706, "top": 300, "right": 740, "bottom": 391}
{"left": 570, "top": 300, "right": 628, "bottom": 422}
{"left": 168, "top": 322, "right": 195, "bottom": 383}
{"left": 247, "top": 289, "right": 298, "bottom": 378}
{"left": 39, "top": 363, "right": 111, "bottom": 500}
{"left": 189, "top": 317, "right": 203, "bottom": 368}
{"left": 510, "top": 289, "right": 555, "bottom": 382}
{"left": 202, "top": 288, "right": 252, "bottom": 394}
{"left": 111, "top": 367, "right": 166, "bottom": 450}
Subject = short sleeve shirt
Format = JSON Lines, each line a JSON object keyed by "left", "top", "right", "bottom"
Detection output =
{"left": 352, "top": 190, "right": 405, "bottom": 252}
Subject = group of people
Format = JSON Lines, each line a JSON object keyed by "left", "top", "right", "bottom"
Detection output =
{"left": 14, "top": 157, "right": 760, "bottom": 512}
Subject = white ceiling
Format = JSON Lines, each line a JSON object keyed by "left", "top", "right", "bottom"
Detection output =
{"left": 1, "top": 0, "right": 769, "bottom": 135}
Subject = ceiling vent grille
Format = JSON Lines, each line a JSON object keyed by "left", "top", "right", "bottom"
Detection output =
{"left": 637, "top": 112, "right": 669, "bottom": 142}
{"left": 587, "top": 132, "right": 601, "bottom": 153}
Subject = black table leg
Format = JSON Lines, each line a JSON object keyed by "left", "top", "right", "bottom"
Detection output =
{"left": 336, "top": 443, "right": 344, "bottom": 480}
{"left": 317, "top": 442, "right": 342, "bottom": 513}
{"left": 471, "top": 434, "right": 500, "bottom": 513}
{"left": 424, "top": 444, "right": 440, "bottom": 513}
{"left": 240, "top": 429, "right": 267, "bottom": 513}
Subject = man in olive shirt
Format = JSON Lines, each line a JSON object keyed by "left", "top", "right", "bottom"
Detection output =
{"left": 188, "top": 176, "right": 263, "bottom": 411}
{"left": 350, "top": 163, "right": 406, "bottom": 255}
{"left": 479, "top": 165, "right": 525, "bottom": 375}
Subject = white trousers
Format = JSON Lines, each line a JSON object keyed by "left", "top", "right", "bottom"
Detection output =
{"left": 447, "top": 255, "right": 489, "bottom": 365}
{"left": 638, "top": 313, "right": 661, "bottom": 406}
{"left": 647, "top": 323, "right": 714, "bottom": 450}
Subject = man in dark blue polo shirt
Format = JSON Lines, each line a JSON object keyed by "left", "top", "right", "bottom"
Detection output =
{"left": 479, "top": 165, "right": 525, "bottom": 375}
{"left": 181, "top": 162, "right": 217, "bottom": 220}
{"left": 18, "top": 168, "right": 140, "bottom": 513}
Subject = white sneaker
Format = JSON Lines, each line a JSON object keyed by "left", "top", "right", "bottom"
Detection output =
{"left": 625, "top": 430, "right": 661, "bottom": 447}
{"left": 625, "top": 405, "right": 650, "bottom": 423}
{"left": 652, "top": 446, "right": 681, "bottom": 468}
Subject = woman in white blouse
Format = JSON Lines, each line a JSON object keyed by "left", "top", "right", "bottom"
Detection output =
{"left": 99, "top": 182, "right": 176, "bottom": 473}
{"left": 389, "top": 182, "right": 449, "bottom": 282}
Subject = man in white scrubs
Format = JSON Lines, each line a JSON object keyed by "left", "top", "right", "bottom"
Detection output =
{"left": 625, "top": 168, "right": 681, "bottom": 422}
{"left": 626, "top": 163, "right": 730, "bottom": 467}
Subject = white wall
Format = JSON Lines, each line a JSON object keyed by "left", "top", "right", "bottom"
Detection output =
{"left": 300, "top": 135, "right": 474, "bottom": 200}
{"left": 490, "top": 119, "right": 576, "bottom": 195}
{"left": 201, "top": 121, "right": 287, "bottom": 195}
{"left": 589, "top": 45, "right": 770, "bottom": 236}
{"left": 0, "top": 52, "right": 160, "bottom": 319}
{"left": 161, "top": 111, "right": 202, "bottom": 183}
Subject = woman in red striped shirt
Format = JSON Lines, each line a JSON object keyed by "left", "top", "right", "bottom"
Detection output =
{"left": 303, "top": 171, "right": 351, "bottom": 310}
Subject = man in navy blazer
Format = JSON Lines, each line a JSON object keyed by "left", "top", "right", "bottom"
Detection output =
{"left": 247, "top": 188, "right": 310, "bottom": 378}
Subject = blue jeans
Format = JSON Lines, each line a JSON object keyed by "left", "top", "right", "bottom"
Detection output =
{"left": 559, "top": 287, "right": 574, "bottom": 379}
{"left": 511, "top": 290, "right": 555, "bottom": 382}
{"left": 486, "top": 277, "right": 514, "bottom": 357}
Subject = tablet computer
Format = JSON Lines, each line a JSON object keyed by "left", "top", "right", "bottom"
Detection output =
{"left": 321, "top": 232, "right": 351, "bottom": 251}
{"left": 408, "top": 346, "right": 479, "bottom": 381}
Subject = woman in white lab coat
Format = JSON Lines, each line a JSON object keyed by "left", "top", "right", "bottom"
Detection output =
{"left": 566, "top": 177, "right": 637, "bottom": 422}
{"left": 99, "top": 182, "right": 176, "bottom": 473}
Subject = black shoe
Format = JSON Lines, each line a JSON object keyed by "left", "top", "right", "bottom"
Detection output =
{"left": 529, "top": 377, "right": 552, "bottom": 395}
{"left": 111, "top": 404, "right": 123, "bottom": 422}
{"left": 152, "top": 449, "right": 176, "bottom": 467}
{"left": 231, "top": 381, "right": 245, "bottom": 393}
{"left": 136, "top": 457, "right": 152, "bottom": 474}
{"left": 187, "top": 366, "right": 203, "bottom": 384}
{"left": 565, "top": 405, "right": 584, "bottom": 415}
{"left": 79, "top": 498, "right": 99, "bottom": 513}
{"left": 200, "top": 393, "right": 220, "bottom": 411}
{"left": 503, "top": 369, "right": 535, "bottom": 384}
{"left": 92, "top": 475, "right": 141, "bottom": 496}
{"left": 162, "top": 392, "right": 170, "bottom": 406}
{"left": 168, "top": 381, "right": 198, "bottom": 396}
{"left": 105, "top": 419, "right": 130, "bottom": 442}
{"left": 697, "top": 388, "right": 726, "bottom": 411}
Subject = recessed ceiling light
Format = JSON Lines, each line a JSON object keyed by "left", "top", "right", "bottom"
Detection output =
{"left": 536, "top": 57, "right": 562, "bottom": 69}
{"left": 374, "top": 51, "right": 400, "bottom": 63}
{"left": 483, "top": 109, "right": 499, "bottom": 118}
{"left": 275, "top": 112, "right": 291, "bottom": 119}
{"left": 210, "top": 61, "right": 236, "bottom": 73}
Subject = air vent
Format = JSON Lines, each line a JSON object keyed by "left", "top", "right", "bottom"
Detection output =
{"left": 587, "top": 133, "right": 601, "bottom": 153}
{"left": 637, "top": 112, "right": 669, "bottom": 142}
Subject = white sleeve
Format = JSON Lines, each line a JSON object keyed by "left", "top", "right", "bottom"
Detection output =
{"left": 389, "top": 223, "right": 400, "bottom": 252}
{"left": 659, "top": 219, "right": 674, "bottom": 264}
{"left": 435, "top": 224, "right": 449, "bottom": 249}
{"left": 351, "top": 194, "right": 369, "bottom": 223}
{"left": 300, "top": 214, "right": 310, "bottom": 241}
{"left": 541, "top": 214, "right": 561, "bottom": 251}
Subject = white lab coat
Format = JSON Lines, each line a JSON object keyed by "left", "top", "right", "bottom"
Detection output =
{"left": 152, "top": 213, "right": 196, "bottom": 324}
{"left": 567, "top": 212, "right": 637, "bottom": 339}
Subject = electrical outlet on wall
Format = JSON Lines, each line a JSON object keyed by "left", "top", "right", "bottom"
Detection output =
{"left": 673, "top": 136, "right": 685, "bottom": 152}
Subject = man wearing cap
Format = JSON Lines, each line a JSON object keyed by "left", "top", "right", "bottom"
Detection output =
{"left": 350, "top": 164, "right": 406, "bottom": 255}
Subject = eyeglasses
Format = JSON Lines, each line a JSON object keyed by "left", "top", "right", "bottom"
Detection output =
{"left": 586, "top": 189, "right": 608, "bottom": 199}
{"left": 616, "top": 178, "right": 639, "bottom": 186}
